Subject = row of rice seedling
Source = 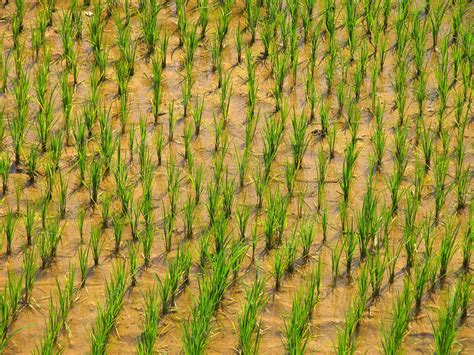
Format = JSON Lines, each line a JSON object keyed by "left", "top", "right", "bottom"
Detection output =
{"left": 0, "top": 271, "right": 23, "bottom": 352}
{"left": 137, "top": 244, "right": 191, "bottom": 354}
{"left": 90, "top": 260, "right": 128, "bottom": 354}
{"left": 36, "top": 266, "right": 75, "bottom": 354}
{"left": 283, "top": 265, "right": 321, "bottom": 353}
{"left": 182, "top": 240, "right": 247, "bottom": 354}
{"left": 237, "top": 273, "right": 268, "bottom": 354}
{"left": 337, "top": 266, "right": 370, "bottom": 353}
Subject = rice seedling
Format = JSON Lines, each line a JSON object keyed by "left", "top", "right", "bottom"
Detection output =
{"left": 22, "top": 246, "right": 37, "bottom": 304}
{"left": 141, "top": 224, "right": 154, "bottom": 267}
{"left": 264, "top": 189, "right": 288, "bottom": 249}
{"left": 98, "top": 107, "right": 115, "bottom": 175}
{"left": 236, "top": 145, "right": 250, "bottom": 189}
{"left": 183, "top": 194, "right": 195, "bottom": 239}
{"left": 438, "top": 218, "right": 459, "bottom": 280}
{"left": 151, "top": 126, "right": 164, "bottom": 167}
{"left": 137, "top": 281, "right": 159, "bottom": 354}
{"left": 455, "top": 158, "right": 469, "bottom": 212}
{"left": 433, "top": 148, "right": 450, "bottom": 222}
{"left": 197, "top": 0, "right": 209, "bottom": 39}
{"left": 429, "top": 0, "right": 447, "bottom": 49}
{"left": 432, "top": 283, "right": 463, "bottom": 354}
{"left": 37, "top": 266, "right": 75, "bottom": 354}
{"left": 192, "top": 96, "right": 204, "bottom": 137}
{"left": 386, "top": 239, "right": 402, "bottom": 284}
{"left": 23, "top": 199, "right": 37, "bottom": 246}
{"left": 380, "top": 278, "right": 413, "bottom": 354}
{"left": 284, "top": 231, "right": 298, "bottom": 274}
{"left": 176, "top": 0, "right": 187, "bottom": 48}
{"left": 90, "top": 225, "right": 103, "bottom": 267}
{"left": 10, "top": 71, "right": 30, "bottom": 165}
{"left": 283, "top": 268, "right": 319, "bottom": 353}
{"left": 341, "top": 220, "right": 356, "bottom": 275}
{"left": 159, "top": 244, "right": 191, "bottom": 315}
{"left": 296, "top": 219, "right": 314, "bottom": 260}
{"left": 150, "top": 53, "right": 163, "bottom": 123}
{"left": 89, "top": 160, "right": 103, "bottom": 206}
{"left": 413, "top": 257, "right": 430, "bottom": 315}
{"left": 462, "top": 214, "right": 472, "bottom": 272}
{"left": 340, "top": 141, "right": 359, "bottom": 206}
{"left": 327, "top": 124, "right": 337, "bottom": 160}
{"left": 316, "top": 148, "right": 329, "bottom": 210}
{"left": 387, "top": 163, "right": 404, "bottom": 217}
{"left": 290, "top": 111, "right": 309, "bottom": 171}
{"left": 138, "top": 0, "right": 162, "bottom": 55}
{"left": 90, "top": 260, "right": 127, "bottom": 354}
{"left": 336, "top": 308, "right": 357, "bottom": 355}
{"left": 219, "top": 73, "right": 232, "bottom": 124}
{"left": 235, "top": 204, "right": 250, "bottom": 241}
{"left": 168, "top": 101, "right": 176, "bottom": 142}
{"left": 252, "top": 164, "right": 267, "bottom": 210}
{"left": 284, "top": 160, "right": 297, "bottom": 198}
{"left": 0, "top": 36, "right": 8, "bottom": 94}
{"left": 368, "top": 247, "right": 386, "bottom": 299}
{"left": 110, "top": 214, "right": 124, "bottom": 254}
{"left": 57, "top": 171, "right": 68, "bottom": 219}
{"left": 40, "top": 216, "right": 64, "bottom": 268}
{"left": 49, "top": 132, "right": 63, "bottom": 172}
{"left": 3, "top": 208, "right": 17, "bottom": 256}
{"left": 182, "top": 242, "right": 246, "bottom": 354}
{"left": 262, "top": 114, "right": 284, "bottom": 178}
{"left": 237, "top": 273, "right": 268, "bottom": 354}
{"left": 458, "top": 274, "right": 471, "bottom": 322}
{"left": 0, "top": 154, "right": 10, "bottom": 195}
{"left": 212, "top": 112, "right": 226, "bottom": 153}
{"left": 0, "top": 110, "right": 4, "bottom": 147}
{"left": 78, "top": 242, "right": 89, "bottom": 288}
{"left": 394, "top": 59, "right": 408, "bottom": 127}
{"left": 162, "top": 203, "right": 175, "bottom": 253}
{"left": 403, "top": 191, "right": 419, "bottom": 269}
{"left": 331, "top": 240, "right": 343, "bottom": 286}
{"left": 321, "top": 207, "right": 328, "bottom": 244}
{"left": 273, "top": 249, "right": 285, "bottom": 292}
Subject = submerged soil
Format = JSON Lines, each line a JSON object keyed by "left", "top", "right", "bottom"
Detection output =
{"left": 0, "top": 0, "right": 473, "bottom": 354}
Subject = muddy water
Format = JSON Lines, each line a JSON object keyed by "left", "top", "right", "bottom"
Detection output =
{"left": 0, "top": 0, "right": 473, "bottom": 354}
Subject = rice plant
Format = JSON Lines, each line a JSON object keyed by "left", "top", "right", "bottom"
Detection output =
{"left": 433, "top": 147, "right": 450, "bottom": 222}
{"left": 290, "top": 111, "right": 309, "bottom": 171}
{"left": 10, "top": 71, "right": 30, "bottom": 165}
{"left": 90, "top": 225, "right": 103, "bottom": 267}
{"left": 413, "top": 257, "right": 430, "bottom": 315}
{"left": 89, "top": 160, "right": 103, "bottom": 206}
{"left": 3, "top": 208, "right": 17, "bottom": 256}
{"left": 0, "top": 154, "right": 10, "bottom": 195}
{"left": 380, "top": 279, "right": 413, "bottom": 354}
{"left": 238, "top": 273, "right": 268, "bottom": 354}
{"left": 283, "top": 268, "right": 319, "bottom": 353}
{"left": 273, "top": 249, "right": 285, "bottom": 292}
{"left": 90, "top": 260, "right": 127, "bottom": 354}
{"left": 438, "top": 219, "right": 459, "bottom": 280}
{"left": 182, "top": 242, "right": 246, "bottom": 354}
{"left": 22, "top": 247, "right": 37, "bottom": 304}
{"left": 432, "top": 283, "right": 462, "bottom": 354}
{"left": 137, "top": 280, "right": 160, "bottom": 354}
{"left": 430, "top": 0, "right": 447, "bottom": 49}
